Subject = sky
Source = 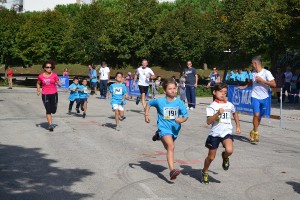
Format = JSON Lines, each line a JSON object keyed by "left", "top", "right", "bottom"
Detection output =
{"left": 1, "top": 0, "right": 175, "bottom": 12}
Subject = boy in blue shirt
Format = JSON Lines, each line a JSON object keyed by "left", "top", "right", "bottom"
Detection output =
{"left": 68, "top": 77, "right": 79, "bottom": 114}
{"left": 76, "top": 78, "right": 89, "bottom": 118}
{"left": 90, "top": 65, "right": 98, "bottom": 95}
{"left": 145, "top": 79, "right": 188, "bottom": 180}
{"left": 110, "top": 72, "right": 127, "bottom": 131}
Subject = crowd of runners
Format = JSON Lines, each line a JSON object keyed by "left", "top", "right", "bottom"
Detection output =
{"left": 36, "top": 56, "right": 276, "bottom": 183}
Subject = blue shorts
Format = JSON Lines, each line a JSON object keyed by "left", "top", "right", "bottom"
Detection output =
{"left": 252, "top": 97, "right": 269, "bottom": 118}
{"left": 205, "top": 134, "right": 233, "bottom": 149}
{"left": 159, "top": 132, "right": 178, "bottom": 141}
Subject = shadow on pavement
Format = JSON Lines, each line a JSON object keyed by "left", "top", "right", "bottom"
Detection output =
{"left": 101, "top": 123, "right": 116, "bottom": 129}
{"left": 128, "top": 109, "right": 144, "bottom": 115}
{"left": 35, "top": 123, "right": 58, "bottom": 130}
{"left": 286, "top": 181, "right": 300, "bottom": 194}
{"left": 180, "top": 165, "right": 221, "bottom": 183}
{"left": 129, "top": 161, "right": 173, "bottom": 184}
{"left": 0, "top": 144, "right": 94, "bottom": 200}
{"left": 233, "top": 135, "right": 257, "bottom": 145}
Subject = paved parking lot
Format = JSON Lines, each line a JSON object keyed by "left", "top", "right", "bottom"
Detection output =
{"left": 0, "top": 87, "right": 299, "bottom": 200}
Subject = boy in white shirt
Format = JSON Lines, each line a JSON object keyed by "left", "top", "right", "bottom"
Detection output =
{"left": 201, "top": 83, "right": 241, "bottom": 184}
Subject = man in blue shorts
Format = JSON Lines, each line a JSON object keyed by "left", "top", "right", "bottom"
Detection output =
{"left": 239, "top": 56, "right": 276, "bottom": 142}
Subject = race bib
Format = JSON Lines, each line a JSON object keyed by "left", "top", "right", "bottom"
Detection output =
{"left": 114, "top": 87, "right": 122, "bottom": 95}
{"left": 83, "top": 88, "right": 88, "bottom": 94}
{"left": 163, "top": 107, "right": 178, "bottom": 120}
{"left": 217, "top": 109, "right": 231, "bottom": 123}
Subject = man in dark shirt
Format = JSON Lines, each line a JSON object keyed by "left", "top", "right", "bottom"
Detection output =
{"left": 184, "top": 61, "right": 198, "bottom": 110}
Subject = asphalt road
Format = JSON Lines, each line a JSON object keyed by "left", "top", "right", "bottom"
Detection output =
{"left": 0, "top": 87, "right": 299, "bottom": 200}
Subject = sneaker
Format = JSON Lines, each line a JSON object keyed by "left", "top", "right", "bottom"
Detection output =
{"left": 83, "top": 112, "right": 86, "bottom": 118}
{"left": 76, "top": 108, "right": 80, "bottom": 113}
{"left": 152, "top": 131, "right": 159, "bottom": 141}
{"left": 49, "top": 124, "right": 54, "bottom": 132}
{"left": 189, "top": 107, "right": 194, "bottom": 110}
{"left": 136, "top": 96, "right": 140, "bottom": 105}
{"left": 116, "top": 125, "right": 121, "bottom": 131}
{"left": 119, "top": 116, "right": 126, "bottom": 121}
{"left": 170, "top": 169, "right": 181, "bottom": 180}
{"left": 201, "top": 171, "right": 209, "bottom": 184}
{"left": 222, "top": 151, "right": 230, "bottom": 171}
{"left": 186, "top": 106, "right": 190, "bottom": 110}
{"left": 68, "top": 110, "right": 71, "bottom": 115}
{"left": 254, "top": 132, "right": 259, "bottom": 142}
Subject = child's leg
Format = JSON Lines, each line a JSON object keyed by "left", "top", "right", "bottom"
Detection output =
{"left": 119, "top": 110, "right": 124, "bottom": 117}
{"left": 222, "top": 138, "right": 233, "bottom": 158}
{"left": 69, "top": 101, "right": 74, "bottom": 111}
{"left": 203, "top": 149, "right": 217, "bottom": 172}
{"left": 83, "top": 101, "right": 87, "bottom": 113}
{"left": 161, "top": 135, "right": 175, "bottom": 171}
{"left": 114, "top": 109, "right": 119, "bottom": 126}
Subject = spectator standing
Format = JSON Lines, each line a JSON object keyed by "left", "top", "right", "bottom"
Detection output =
{"left": 90, "top": 65, "right": 98, "bottom": 95}
{"left": 63, "top": 68, "right": 69, "bottom": 76}
{"left": 98, "top": 62, "right": 110, "bottom": 99}
{"left": 184, "top": 61, "right": 198, "bottom": 110}
{"left": 289, "top": 69, "right": 300, "bottom": 103}
{"left": 207, "top": 67, "right": 221, "bottom": 100}
{"left": 125, "top": 72, "right": 132, "bottom": 99}
{"left": 7, "top": 66, "right": 13, "bottom": 89}
{"left": 283, "top": 67, "right": 293, "bottom": 103}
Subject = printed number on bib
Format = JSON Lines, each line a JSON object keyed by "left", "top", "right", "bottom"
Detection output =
{"left": 217, "top": 111, "right": 231, "bottom": 123}
{"left": 83, "top": 88, "right": 88, "bottom": 94}
{"left": 164, "top": 107, "right": 178, "bottom": 120}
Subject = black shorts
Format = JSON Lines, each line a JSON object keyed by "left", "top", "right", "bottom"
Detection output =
{"left": 205, "top": 134, "right": 233, "bottom": 149}
{"left": 42, "top": 93, "right": 58, "bottom": 114}
{"left": 138, "top": 85, "right": 149, "bottom": 94}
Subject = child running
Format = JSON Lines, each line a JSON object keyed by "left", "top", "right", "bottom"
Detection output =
{"left": 144, "top": 78, "right": 188, "bottom": 180}
{"left": 76, "top": 78, "right": 89, "bottom": 118}
{"left": 109, "top": 72, "right": 127, "bottom": 131}
{"left": 201, "top": 83, "right": 241, "bottom": 184}
{"left": 68, "top": 77, "right": 79, "bottom": 114}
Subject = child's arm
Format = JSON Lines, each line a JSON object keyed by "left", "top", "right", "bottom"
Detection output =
{"left": 233, "top": 112, "right": 241, "bottom": 134}
{"left": 144, "top": 103, "right": 151, "bottom": 123}
{"left": 175, "top": 117, "right": 188, "bottom": 124}
{"left": 207, "top": 108, "right": 224, "bottom": 125}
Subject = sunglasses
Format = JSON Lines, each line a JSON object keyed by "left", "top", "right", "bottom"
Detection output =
{"left": 45, "top": 66, "right": 52, "bottom": 69}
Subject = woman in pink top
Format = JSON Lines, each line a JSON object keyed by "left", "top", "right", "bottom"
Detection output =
{"left": 63, "top": 68, "right": 69, "bottom": 76}
{"left": 37, "top": 60, "right": 62, "bottom": 131}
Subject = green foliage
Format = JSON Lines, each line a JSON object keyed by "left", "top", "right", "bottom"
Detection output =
{"left": 0, "top": 0, "right": 299, "bottom": 70}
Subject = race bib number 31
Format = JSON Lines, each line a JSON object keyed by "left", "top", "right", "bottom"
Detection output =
{"left": 164, "top": 107, "right": 178, "bottom": 120}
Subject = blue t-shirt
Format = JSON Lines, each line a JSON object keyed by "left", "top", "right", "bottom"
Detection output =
{"left": 110, "top": 83, "right": 127, "bottom": 105}
{"left": 91, "top": 69, "right": 97, "bottom": 83}
{"left": 77, "top": 85, "right": 89, "bottom": 99}
{"left": 68, "top": 83, "right": 79, "bottom": 101}
{"left": 236, "top": 73, "right": 246, "bottom": 82}
{"left": 148, "top": 97, "right": 188, "bottom": 138}
{"left": 209, "top": 73, "right": 220, "bottom": 86}
{"left": 184, "top": 67, "right": 196, "bottom": 85}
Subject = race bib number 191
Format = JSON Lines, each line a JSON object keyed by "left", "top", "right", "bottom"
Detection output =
{"left": 164, "top": 107, "right": 178, "bottom": 120}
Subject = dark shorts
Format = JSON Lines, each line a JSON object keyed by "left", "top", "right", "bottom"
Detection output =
{"left": 42, "top": 93, "right": 58, "bottom": 114}
{"left": 138, "top": 85, "right": 149, "bottom": 95}
{"left": 205, "top": 134, "right": 233, "bottom": 149}
{"left": 76, "top": 98, "right": 88, "bottom": 104}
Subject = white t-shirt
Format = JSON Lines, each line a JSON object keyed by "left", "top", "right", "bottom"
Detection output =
{"left": 206, "top": 101, "right": 235, "bottom": 138}
{"left": 284, "top": 71, "right": 293, "bottom": 83}
{"left": 251, "top": 69, "right": 274, "bottom": 100}
{"left": 99, "top": 67, "right": 110, "bottom": 80}
{"left": 136, "top": 67, "right": 154, "bottom": 86}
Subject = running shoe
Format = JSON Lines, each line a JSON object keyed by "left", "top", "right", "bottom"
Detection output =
{"left": 83, "top": 112, "right": 86, "bottom": 118}
{"left": 152, "top": 131, "right": 159, "bottom": 141}
{"left": 119, "top": 116, "right": 126, "bottom": 121}
{"left": 201, "top": 171, "right": 209, "bottom": 184}
{"left": 170, "top": 169, "right": 181, "bottom": 180}
{"left": 49, "top": 124, "right": 54, "bottom": 132}
{"left": 68, "top": 110, "right": 71, "bottom": 115}
{"left": 116, "top": 125, "right": 120, "bottom": 131}
{"left": 76, "top": 108, "right": 80, "bottom": 113}
{"left": 189, "top": 107, "right": 194, "bottom": 110}
{"left": 254, "top": 132, "right": 259, "bottom": 142}
{"left": 222, "top": 151, "right": 230, "bottom": 171}
{"left": 136, "top": 96, "right": 140, "bottom": 105}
